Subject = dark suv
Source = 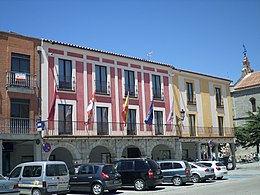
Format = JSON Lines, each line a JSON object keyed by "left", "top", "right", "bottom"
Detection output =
{"left": 68, "top": 163, "right": 122, "bottom": 195}
{"left": 113, "top": 158, "right": 162, "bottom": 191}
{"left": 157, "top": 160, "right": 191, "bottom": 186}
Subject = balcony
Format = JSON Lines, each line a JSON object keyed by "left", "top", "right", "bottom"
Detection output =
{"left": 42, "top": 121, "right": 181, "bottom": 137}
{"left": 41, "top": 121, "right": 234, "bottom": 139}
{"left": 216, "top": 99, "right": 224, "bottom": 108}
{"left": 0, "top": 117, "right": 40, "bottom": 139}
{"left": 180, "top": 126, "right": 234, "bottom": 138}
{"left": 6, "top": 71, "right": 36, "bottom": 94}
{"left": 57, "top": 75, "right": 76, "bottom": 91}
{"left": 187, "top": 94, "right": 196, "bottom": 105}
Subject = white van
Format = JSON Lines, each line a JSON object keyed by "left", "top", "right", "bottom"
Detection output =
{"left": 8, "top": 161, "right": 70, "bottom": 195}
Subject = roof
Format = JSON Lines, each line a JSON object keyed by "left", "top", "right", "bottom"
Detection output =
{"left": 43, "top": 39, "right": 174, "bottom": 68}
{"left": 234, "top": 71, "right": 260, "bottom": 90}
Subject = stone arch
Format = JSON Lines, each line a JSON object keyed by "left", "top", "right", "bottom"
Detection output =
{"left": 120, "top": 144, "right": 144, "bottom": 158}
{"left": 89, "top": 145, "right": 112, "bottom": 163}
{"left": 151, "top": 144, "right": 173, "bottom": 161}
{"left": 46, "top": 141, "right": 81, "bottom": 166}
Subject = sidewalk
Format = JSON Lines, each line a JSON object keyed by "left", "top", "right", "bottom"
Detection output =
{"left": 228, "top": 161, "right": 260, "bottom": 176}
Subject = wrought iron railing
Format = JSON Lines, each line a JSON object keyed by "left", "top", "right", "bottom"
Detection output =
{"left": 0, "top": 117, "right": 38, "bottom": 135}
{"left": 42, "top": 121, "right": 234, "bottom": 138}
{"left": 6, "top": 71, "right": 36, "bottom": 89}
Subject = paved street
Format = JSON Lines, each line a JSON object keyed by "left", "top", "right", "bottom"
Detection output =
{"left": 69, "top": 161, "right": 260, "bottom": 195}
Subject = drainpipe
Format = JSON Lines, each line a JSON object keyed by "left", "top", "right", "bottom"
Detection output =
{"left": 37, "top": 45, "right": 42, "bottom": 160}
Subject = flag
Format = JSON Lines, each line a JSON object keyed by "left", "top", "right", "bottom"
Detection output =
{"left": 122, "top": 93, "right": 129, "bottom": 125}
{"left": 86, "top": 91, "right": 96, "bottom": 124}
{"left": 144, "top": 99, "right": 154, "bottom": 125}
{"left": 48, "top": 89, "right": 56, "bottom": 121}
{"left": 167, "top": 101, "right": 174, "bottom": 124}
{"left": 37, "top": 121, "right": 45, "bottom": 131}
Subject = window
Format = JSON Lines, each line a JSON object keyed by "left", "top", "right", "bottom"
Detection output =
{"left": 11, "top": 53, "right": 31, "bottom": 87}
{"left": 160, "top": 163, "right": 172, "bottom": 170}
{"left": 10, "top": 99, "right": 30, "bottom": 133}
{"left": 95, "top": 65, "right": 107, "bottom": 94}
{"left": 58, "top": 59, "right": 72, "bottom": 90}
{"left": 22, "top": 166, "right": 42, "bottom": 177}
{"left": 188, "top": 114, "right": 196, "bottom": 136}
{"left": 125, "top": 70, "right": 135, "bottom": 97}
{"left": 173, "top": 163, "right": 183, "bottom": 169}
{"left": 58, "top": 104, "right": 72, "bottom": 135}
{"left": 96, "top": 107, "right": 108, "bottom": 135}
{"left": 11, "top": 53, "right": 30, "bottom": 73}
{"left": 9, "top": 167, "right": 22, "bottom": 178}
{"left": 154, "top": 111, "right": 163, "bottom": 135}
{"left": 218, "top": 116, "right": 224, "bottom": 136}
{"left": 250, "top": 97, "right": 256, "bottom": 112}
{"left": 127, "top": 109, "right": 136, "bottom": 135}
{"left": 186, "top": 82, "right": 195, "bottom": 104}
{"left": 152, "top": 75, "right": 161, "bottom": 99}
{"left": 46, "top": 164, "right": 68, "bottom": 176}
{"left": 215, "top": 88, "right": 223, "bottom": 107}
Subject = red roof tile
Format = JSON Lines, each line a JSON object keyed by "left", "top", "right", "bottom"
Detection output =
{"left": 235, "top": 71, "right": 260, "bottom": 90}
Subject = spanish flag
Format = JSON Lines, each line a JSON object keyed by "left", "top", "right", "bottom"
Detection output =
{"left": 122, "top": 92, "right": 129, "bottom": 126}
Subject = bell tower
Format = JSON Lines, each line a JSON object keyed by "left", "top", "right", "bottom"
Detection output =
{"left": 241, "top": 45, "right": 253, "bottom": 77}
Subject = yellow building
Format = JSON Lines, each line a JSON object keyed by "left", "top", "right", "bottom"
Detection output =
{"left": 172, "top": 68, "right": 235, "bottom": 164}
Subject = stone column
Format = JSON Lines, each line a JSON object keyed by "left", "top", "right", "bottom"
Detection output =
{"left": 0, "top": 140, "right": 2, "bottom": 175}
{"left": 214, "top": 143, "right": 219, "bottom": 160}
{"left": 230, "top": 142, "right": 236, "bottom": 170}
{"left": 196, "top": 142, "right": 201, "bottom": 161}
{"left": 34, "top": 140, "right": 42, "bottom": 161}
{"left": 175, "top": 139, "right": 182, "bottom": 160}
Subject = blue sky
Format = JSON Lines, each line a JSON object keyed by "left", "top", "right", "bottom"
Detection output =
{"left": 1, "top": 0, "right": 260, "bottom": 83}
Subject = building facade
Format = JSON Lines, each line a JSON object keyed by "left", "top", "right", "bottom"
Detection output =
{"left": 0, "top": 32, "right": 235, "bottom": 174}
{"left": 0, "top": 32, "right": 42, "bottom": 175}
{"left": 231, "top": 49, "right": 260, "bottom": 158}
{"left": 39, "top": 39, "right": 235, "bottom": 168}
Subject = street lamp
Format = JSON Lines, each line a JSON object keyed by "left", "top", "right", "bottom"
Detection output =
{"left": 176, "top": 109, "right": 185, "bottom": 123}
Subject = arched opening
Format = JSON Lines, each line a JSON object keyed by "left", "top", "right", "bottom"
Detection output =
{"left": 50, "top": 147, "right": 73, "bottom": 168}
{"left": 151, "top": 144, "right": 171, "bottom": 160}
{"left": 89, "top": 146, "right": 111, "bottom": 163}
{"left": 249, "top": 97, "right": 256, "bottom": 112}
{"left": 122, "top": 145, "right": 141, "bottom": 158}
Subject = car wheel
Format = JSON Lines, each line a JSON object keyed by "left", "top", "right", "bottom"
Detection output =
{"left": 191, "top": 174, "right": 201, "bottom": 183}
{"left": 172, "top": 176, "right": 182, "bottom": 186}
{"left": 217, "top": 176, "right": 223, "bottom": 180}
{"left": 134, "top": 178, "right": 145, "bottom": 191}
{"left": 92, "top": 183, "right": 104, "bottom": 195}
{"left": 32, "top": 189, "right": 42, "bottom": 195}
{"left": 108, "top": 189, "right": 117, "bottom": 193}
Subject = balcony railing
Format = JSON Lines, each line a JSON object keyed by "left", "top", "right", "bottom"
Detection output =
{"left": 187, "top": 93, "right": 196, "bottom": 105}
{"left": 43, "top": 121, "right": 181, "bottom": 137}
{"left": 181, "top": 126, "right": 234, "bottom": 138}
{"left": 6, "top": 71, "right": 36, "bottom": 89}
{"left": 42, "top": 121, "right": 234, "bottom": 138}
{"left": 0, "top": 117, "right": 38, "bottom": 135}
{"left": 216, "top": 98, "right": 224, "bottom": 108}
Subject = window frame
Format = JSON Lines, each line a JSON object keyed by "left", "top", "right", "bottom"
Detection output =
{"left": 58, "top": 59, "right": 73, "bottom": 90}
{"left": 124, "top": 70, "right": 135, "bottom": 97}
{"left": 58, "top": 104, "right": 73, "bottom": 135}
{"left": 188, "top": 114, "right": 196, "bottom": 136}
{"left": 95, "top": 65, "right": 108, "bottom": 94}
{"left": 152, "top": 75, "right": 162, "bottom": 99}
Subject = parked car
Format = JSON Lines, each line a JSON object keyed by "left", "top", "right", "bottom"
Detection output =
{"left": 188, "top": 162, "right": 215, "bottom": 183}
{"left": 157, "top": 160, "right": 191, "bottom": 186}
{"left": 198, "top": 161, "right": 228, "bottom": 179}
{"left": 8, "top": 161, "right": 70, "bottom": 195}
{"left": 0, "top": 174, "right": 20, "bottom": 195}
{"left": 69, "top": 163, "right": 122, "bottom": 195}
{"left": 113, "top": 158, "right": 162, "bottom": 191}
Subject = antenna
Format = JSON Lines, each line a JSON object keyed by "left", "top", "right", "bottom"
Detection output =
{"left": 146, "top": 51, "right": 153, "bottom": 60}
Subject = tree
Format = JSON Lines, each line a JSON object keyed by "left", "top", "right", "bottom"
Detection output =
{"left": 235, "top": 107, "right": 260, "bottom": 154}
